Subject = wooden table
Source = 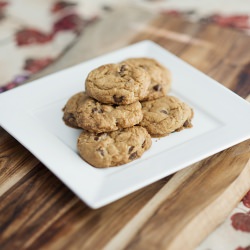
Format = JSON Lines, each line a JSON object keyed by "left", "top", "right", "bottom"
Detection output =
{"left": 1, "top": 13, "right": 250, "bottom": 250}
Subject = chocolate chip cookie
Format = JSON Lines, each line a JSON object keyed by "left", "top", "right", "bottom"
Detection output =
{"left": 62, "top": 92, "right": 82, "bottom": 128}
{"left": 63, "top": 92, "right": 143, "bottom": 133}
{"left": 140, "top": 96, "right": 193, "bottom": 137}
{"left": 85, "top": 63, "right": 150, "bottom": 105}
{"left": 122, "top": 58, "right": 171, "bottom": 101}
{"left": 77, "top": 126, "right": 152, "bottom": 168}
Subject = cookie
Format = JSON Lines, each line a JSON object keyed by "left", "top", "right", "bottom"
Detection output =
{"left": 140, "top": 96, "right": 193, "bottom": 137}
{"left": 122, "top": 58, "right": 171, "bottom": 101}
{"left": 76, "top": 92, "right": 143, "bottom": 132}
{"left": 77, "top": 126, "right": 152, "bottom": 168}
{"left": 85, "top": 63, "right": 150, "bottom": 105}
{"left": 62, "top": 92, "right": 143, "bottom": 133}
{"left": 62, "top": 92, "right": 82, "bottom": 128}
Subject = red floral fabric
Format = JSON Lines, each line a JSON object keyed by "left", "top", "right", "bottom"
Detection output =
{"left": 0, "top": 0, "right": 97, "bottom": 93}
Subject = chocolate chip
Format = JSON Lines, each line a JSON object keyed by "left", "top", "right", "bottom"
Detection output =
{"left": 92, "top": 108, "right": 103, "bottom": 113}
{"left": 129, "top": 151, "right": 138, "bottom": 160}
{"left": 97, "top": 147, "right": 104, "bottom": 156}
{"left": 128, "top": 146, "right": 134, "bottom": 154}
{"left": 153, "top": 84, "right": 162, "bottom": 91}
{"left": 120, "top": 64, "right": 127, "bottom": 73}
{"left": 183, "top": 120, "right": 190, "bottom": 127}
{"left": 119, "top": 64, "right": 128, "bottom": 76}
{"left": 139, "top": 65, "right": 147, "bottom": 70}
{"left": 94, "top": 136, "right": 99, "bottom": 141}
{"left": 113, "top": 95, "right": 125, "bottom": 103}
{"left": 65, "top": 113, "right": 74, "bottom": 120}
{"left": 160, "top": 110, "right": 168, "bottom": 114}
{"left": 142, "top": 140, "right": 146, "bottom": 148}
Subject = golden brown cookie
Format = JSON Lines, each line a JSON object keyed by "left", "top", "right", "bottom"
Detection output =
{"left": 62, "top": 92, "right": 81, "bottom": 128}
{"left": 122, "top": 57, "right": 171, "bottom": 101}
{"left": 85, "top": 63, "right": 150, "bottom": 105}
{"left": 62, "top": 92, "right": 143, "bottom": 133}
{"left": 140, "top": 96, "right": 193, "bottom": 137}
{"left": 77, "top": 126, "right": 152, "bottom": 168}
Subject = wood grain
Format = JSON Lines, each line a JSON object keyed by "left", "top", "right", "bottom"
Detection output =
{"left": 0, "top": 13, "right": 250, "bottom": 250}
{"left": 121, "top": 140, "right": 250, "bottom": 250}
{"left": 104, "top": 163, "right": 203, "bottom": 250}
{"left": 105, "top": 151, "right": 250, "bottom": 250}
{"left": 0, "top": 132, "right": 39, "bottom": 196}
{"left": 0, "top": 131, "right": 170, "bottom": 249}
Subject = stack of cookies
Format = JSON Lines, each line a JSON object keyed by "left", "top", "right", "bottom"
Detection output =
{"left": 62, "top": 58, "right": 193, "bottom": 168}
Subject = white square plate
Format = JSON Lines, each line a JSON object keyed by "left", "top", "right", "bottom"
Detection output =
{"left": 1, "top": 41, "right": 250, "bottom": 209}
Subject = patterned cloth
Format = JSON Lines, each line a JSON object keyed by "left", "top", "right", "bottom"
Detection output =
{"left": 197, "top": 191, "right": 250, "bottom": 250}
{"left": 0, "top": 1, "right": 250, "bottom": 249}
{"left": 1, "top": 0, "right": 250, "bottom": 92}
{"left": 0, "top": 0, "right": 97, "bottom": 92}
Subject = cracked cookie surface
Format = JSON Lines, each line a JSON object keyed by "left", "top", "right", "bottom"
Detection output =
{"left": 122, "top": 58, "right": 171, "bottom": 101}
{"left": 85, "top": 63, "right": 150, "bottom": 105}
{"left": 140, "top": 96, "right": 193, "bottom": 137}
{"left": 63, "top": 92, "right": 143, "bottom": 133}
{"left": 77, "top": 126, "right": 152, "bottom": 168}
